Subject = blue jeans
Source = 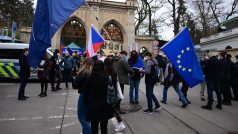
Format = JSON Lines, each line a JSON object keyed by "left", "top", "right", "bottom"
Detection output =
{"left": 162, "top": 84, "right": 187, "bottom": 105}
{"left": 77, "top": 94, "right": 91, "bottom": 134}
{"left": 146, "top": 83, "right": 160, "bottom": 111}
{"left": 18, "top": 77, "right": 28, "bottom": 98}
{"left": 129, "top": 78, "right": 141, "bottom": 102}
{"left": 206, "top": 81, "right": 222, "bottom": 106}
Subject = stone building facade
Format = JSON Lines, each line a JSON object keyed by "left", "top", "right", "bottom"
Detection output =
{"left": 20, "top": 0, "right": 157, "bottom": 54}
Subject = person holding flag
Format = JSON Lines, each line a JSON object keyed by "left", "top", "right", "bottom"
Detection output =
{"left": 160, "top": 27, "right": 204, "bottom": 108}
{"left": 28, "top": 0, "right": 84, "bottom": 68}
{"left": 161, "top": 61, "right": 188, "bottom": 108}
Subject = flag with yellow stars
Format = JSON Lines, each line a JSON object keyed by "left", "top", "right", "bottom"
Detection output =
{"left": 161, "top": 27, "right": 204, "bottom": 88}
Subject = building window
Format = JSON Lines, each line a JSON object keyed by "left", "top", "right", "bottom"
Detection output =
{"left": 61, "top": 19, "right": 86, "bottom": 49}
{"left": 101, "top": 23, "right": 123, "bottom": 52}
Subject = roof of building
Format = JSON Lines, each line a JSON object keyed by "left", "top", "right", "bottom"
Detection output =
{"left": 220, "top": 16, "right": 238, "bottom": 30}
{"left": 0, "top": 35, "right": 23, "bottom": 43}
{"left": 64, "top": 42, "right": 80, "bottom": 48}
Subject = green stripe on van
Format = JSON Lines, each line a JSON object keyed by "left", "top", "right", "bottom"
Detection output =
{"left": 6, "top": 66, "right": 19, "bottom": 78}
{"left": 0, "top": 66, "right": 9, "bottom": 77}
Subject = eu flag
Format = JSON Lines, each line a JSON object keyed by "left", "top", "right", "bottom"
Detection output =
{"left": 161, "top": 27, "right": 204, "bottom": 88}
{"left": 28, "top": 0, "right": 85, "bottom": 68}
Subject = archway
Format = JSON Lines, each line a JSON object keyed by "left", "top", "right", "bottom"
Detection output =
{"left": 61, "top": 18, "right": 86, "bottom": 50}
{"left": 101, "top": 22, "right": 123, "bottom": 55}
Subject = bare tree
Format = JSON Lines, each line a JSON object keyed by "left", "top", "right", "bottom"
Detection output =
{"left": 135, "top": 0, "right": 165, "bottom": 36}
{"left": 135, "top": 0, "right": 148, "bottom": 34}
{"left": 167, "top": 0, "right": 186, "bottom": 35}
{"left": 209, "top": 0, "right": 238, "bottom": 25}
{"left": 225, "top": 0, "right": 238, "bottom": 20}
{"left": 209, "top": 0, "right": 224, "bottom": 25}
{"left": 192, "top": 0, "right": 238, "bottom": 36}
{"left": 192, "top": 0, "right": 215, "bottom": 37}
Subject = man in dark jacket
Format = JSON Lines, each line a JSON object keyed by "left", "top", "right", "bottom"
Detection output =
{"left": 228, "top": 54, "right": 238, "bottom": 101}
{"left": 114, "top": 51, "right": 134, "bottom": 114}
{"left": 219, "top": 52, "right": 232, "bottom": 105}
{"left": 142, "top": 52, "right": 161, "bottom": 114}
{"left": 161, "top": 62, "right": 188, "bottom": 108}
{"left": 18, "top": 48, "right": 30, "bottom": 100}
{"left": 49, "top": 49, "right": 62, "bottom": 91}
{"left": 202, "top": 52, "right": 222, "bottom": 110}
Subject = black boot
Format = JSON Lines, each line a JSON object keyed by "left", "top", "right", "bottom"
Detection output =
{"left": 201, "top": 105, "right": 212, "bottom": 110}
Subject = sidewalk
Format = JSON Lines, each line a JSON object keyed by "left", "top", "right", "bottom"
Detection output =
{"left": 139, "top": 82, "right": 238, "bottom": 134}
{"left": 0, "top": 81, "right": 237, "bottom": 134}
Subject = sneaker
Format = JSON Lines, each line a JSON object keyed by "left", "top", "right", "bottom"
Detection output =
{"left": 187, "top": 100, "right": 191, "bottom": 104}
{"left": 143, "top": 109, "right": 153, "bottom": 114}
{"left": 181, "top": 103, "right": 188, "bottom": 108}
{"left": 18, "top": 97, "right": 26, "bottom": 100}
{"left": 201, "top": 105, "right": 212, "bottom": 110}
{"left": 130, "top": 100, "right": 135, "bottom": 104}
{"left": 38, "top": 93, "right": 43, "bottom": 97}
{"left": 154, "top": 106, "right": 162, "bottom": 111}
{"left": 115, "top": 122, "right": 126, "bottom": 132}
{"left": 23, "top": 96, "right": 29, "bottom": 99}
{"left": 41, "top": 94, "right": 47, "bottom": 97}
{"left": 215, "top": 105, "right": 222, "bottom": 110}
{"left": 134, "top": 101, "right": 139, "bottom": 104}
{"left": 160, "top": 100, "right": 166, "bottom": 104}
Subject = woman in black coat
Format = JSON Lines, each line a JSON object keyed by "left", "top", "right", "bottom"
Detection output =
{"left": 84, "top": 60, "right": 114, "bottom": 134}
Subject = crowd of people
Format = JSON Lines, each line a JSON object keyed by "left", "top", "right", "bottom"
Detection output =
{"left": 200, "top": 51, "right": 238, "bottom": 110}
{"left": 17, "top": 48, "right": 238, "bottom": 134}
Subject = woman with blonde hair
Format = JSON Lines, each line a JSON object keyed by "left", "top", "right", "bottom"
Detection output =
{"left": 75, "top": 57, "right": 94, "bottom": 134}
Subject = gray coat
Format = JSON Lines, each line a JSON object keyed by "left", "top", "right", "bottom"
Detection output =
{"left": 114, "top": 58, "right": 134, "bottom": 85}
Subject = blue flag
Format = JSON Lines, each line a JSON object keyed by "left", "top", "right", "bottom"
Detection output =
{"left": 161, "top": 27, "right": 204, "bottom": 88}
{"left": 28, "top": 0, "right": 85, "bottom": 68}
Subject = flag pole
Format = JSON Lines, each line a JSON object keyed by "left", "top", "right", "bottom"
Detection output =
{"left": 84, "top": 1, "right": 115, "bottom": 52}
{"left": 161, "top": 27, "right": 188, "bottom": 49}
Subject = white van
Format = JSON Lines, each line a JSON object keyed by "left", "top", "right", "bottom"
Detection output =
{"left": 0, "top": 43, "right": 54, "bottom": 79}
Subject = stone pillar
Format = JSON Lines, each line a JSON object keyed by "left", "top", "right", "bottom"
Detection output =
{"left": 126, "top": 9, "right": 136, "bottom": 52}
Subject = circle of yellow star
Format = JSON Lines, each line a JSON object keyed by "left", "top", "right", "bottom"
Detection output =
{"left": 186, "top": 47, "right": 190, "bottom": 51}
{"left": 182, "top": 68, "right": 186, "bottom": 71}
{"left": 181, "top": 50, "right": 184, "bottom": 54}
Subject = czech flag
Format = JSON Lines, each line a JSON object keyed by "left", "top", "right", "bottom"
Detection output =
{"left": 87, "top": 25, "right": 105, "bottom": 57}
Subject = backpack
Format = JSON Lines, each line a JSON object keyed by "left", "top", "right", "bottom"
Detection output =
{"left": 107, "top": 76, "right": 118, "bottom": 107}
{"left": 150, "top": 60, "right": 160, "bottom": 84}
